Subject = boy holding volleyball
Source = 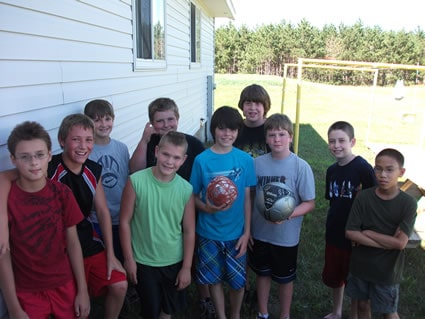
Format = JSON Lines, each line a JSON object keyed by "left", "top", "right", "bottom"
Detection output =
{"left": 190, "top": 106, "right": 256, "bottom": 319}
{"left": 249, "top": 113, "right": 315, "bottom": 319}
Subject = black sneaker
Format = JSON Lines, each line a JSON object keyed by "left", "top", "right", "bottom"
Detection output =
{"left": 199, "top": 298, "right": 216, "bottom": 319}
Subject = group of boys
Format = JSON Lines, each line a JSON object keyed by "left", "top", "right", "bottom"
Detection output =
{"left": 0, "top": 83, "right": 417, "bottom": 319}
{"left": 322, "top": 121, "right": 417, "bottom": 319}
{"left": 0, "top": 101, "right": 129, "bottom": 319}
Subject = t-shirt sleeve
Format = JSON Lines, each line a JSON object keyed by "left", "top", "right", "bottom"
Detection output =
{"left": 345, "top": 194, "right": 363, "bottom": 231}
{"left": 360, "top": 161, "right": 377, "bottom": 189}
{"left": 298, "top": 161, "right": 316, "bottom": 201}
{"left": 399, "top": 194, "right": 417, "bottom": 237}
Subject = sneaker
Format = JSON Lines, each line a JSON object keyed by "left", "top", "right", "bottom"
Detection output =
{"left": 199, "top": 298, "right": 216, "bottom": 319}
{"left": 256, "top": 313, "right": 269, "bottom": 319}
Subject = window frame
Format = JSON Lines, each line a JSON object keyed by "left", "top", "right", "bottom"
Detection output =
{"left": 190, "top": 2, "right": 201, "bottom": 66}
{"left": 133, "top": 0, "right": 166, "bottom": 71}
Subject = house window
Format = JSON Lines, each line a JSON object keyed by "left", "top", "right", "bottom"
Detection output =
{"left": 190, "top": 3, "right": 201, "bottom": 63}
{"left": 134, "top": 0, "right": 165, "bottom": 69}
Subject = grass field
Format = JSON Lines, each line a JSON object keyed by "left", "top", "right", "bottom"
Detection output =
{"left": 103, "top": 74, "right": 425, "bottom": 319}
{"left": 210, "top": 74, "right": 425, "bottom": 319}
{"left": 214, "top": 73, "right": 425, "bottom": 158}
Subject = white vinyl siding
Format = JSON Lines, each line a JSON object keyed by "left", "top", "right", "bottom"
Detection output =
{"left": 0, "top": 0, "right": 217, "bottom": 170}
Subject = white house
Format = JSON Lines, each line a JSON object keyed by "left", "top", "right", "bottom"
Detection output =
{"left": 1, "top": 0, "right": 235, "bottom": 315}
{"left": 0, "top": 0, "right": 235, "bottom": 170}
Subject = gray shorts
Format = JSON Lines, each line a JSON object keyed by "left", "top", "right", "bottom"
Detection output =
{"left": 345, "top": 273, "right": 399, "bottom": 314}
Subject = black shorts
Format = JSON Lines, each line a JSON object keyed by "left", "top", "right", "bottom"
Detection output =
{"left": 136, "top": 261, "right": 186, "bottom": 318}
{"left": 248, "top": 239, "right": 298, "bottom": 284}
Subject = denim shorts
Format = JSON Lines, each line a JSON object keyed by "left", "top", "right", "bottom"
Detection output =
{"left": 346, "top": 273, "right": 399, "bottom": 314}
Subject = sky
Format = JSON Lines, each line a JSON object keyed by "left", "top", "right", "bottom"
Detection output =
{"left": 216, "top": 0, "right": 424, "bottom": 32}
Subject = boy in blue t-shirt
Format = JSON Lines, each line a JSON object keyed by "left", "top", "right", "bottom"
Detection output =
{"left": 190, "top": 106, "right": 256, "bottom": 319}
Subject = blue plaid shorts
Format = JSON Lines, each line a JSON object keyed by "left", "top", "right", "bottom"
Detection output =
{"left": 195, "top": 236, "right": 246, "bottom": 290}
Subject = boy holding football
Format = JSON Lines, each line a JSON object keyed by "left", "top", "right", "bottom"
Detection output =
{"left": 249, "top": 113, "right": 315, "bottom": 319}
{"left": 190, "top": 106, "right": 256, "bottom": 319}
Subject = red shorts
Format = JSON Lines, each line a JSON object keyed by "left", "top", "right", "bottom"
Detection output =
{"left": 17, "top": 279, "right": 77, "bottom": 319}
{"left": 322, "top": 243, "right": 351, "bottom": 288}
{"left": 84, "top": 251, "right": 127, "bottom": 297}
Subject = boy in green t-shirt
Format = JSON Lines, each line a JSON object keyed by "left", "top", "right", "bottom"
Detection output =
{"left": 120, "top": 131, "right": 196, "bottom": 319}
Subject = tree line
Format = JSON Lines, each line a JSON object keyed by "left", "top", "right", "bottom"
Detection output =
{"left": 215, "top": 19, "right": 425, "bottom": 86}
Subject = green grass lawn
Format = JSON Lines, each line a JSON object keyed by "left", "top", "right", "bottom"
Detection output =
{"left": 110, "top": 74, "right": 425, "bottom": 319}
{"left": 210, "top": 73, "right": 425, "bottom": 319}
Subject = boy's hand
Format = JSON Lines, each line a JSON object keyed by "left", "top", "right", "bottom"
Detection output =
{"left": 247, "top": 235, "right": 254, "bottom": 251}
{"left": 271, "top": 219, "right": 285, "bottom": 225}
{"left": 123, "top": 258, "right": 138, "bottom": 285}
{"left": 74, "top": 290, "right": 90, "bottom": 318}
{"left": 393, "top": 227, "right": 402, "bottom": 237}
{"left": 204, "top": 198, "right": 231, "bottom": 213}
{"left": 175, "top": 267, "right": 191, "bottom": 290}
{"left": 235, "top": 233, "right": 250, "bottom": 258}
{"left": 106, "top": 254, "right": 126, "bottom": 280}
{"left": 141, "top": 122, "right": 157, "bottom": 144}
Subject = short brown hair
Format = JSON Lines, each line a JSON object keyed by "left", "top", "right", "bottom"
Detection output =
{"left": 84, "top": 99, "right": 115, "bottom": 120}
{"left": 7, "top": 121, "right": 52, "bottom": 156}
{"left": 158, "top": 131, "right": 188, "bottom": 153}
{"left": 327, "top": 121, "right": 355, "bottom": 140}
{"left": 58, "top": 114, "right": 94, "bottom": 147}
{"left": 264, "top": 113, "right": 293, "bottom": 136}
{"left": 148, "top": 98, "right": 180, "bottom": 122}
{"left": 238, "top": 84, "right": 271, "bottom": 116}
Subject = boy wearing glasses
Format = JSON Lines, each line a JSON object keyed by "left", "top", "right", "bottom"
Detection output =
{"left": 345, "top": 148, "right": 417, "bottom": 319}
{"left": 0, "top": 121, "right": 90, "bottom": 318}
{"left": 0, "top": 114, "right": 128, "bottom": 319}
